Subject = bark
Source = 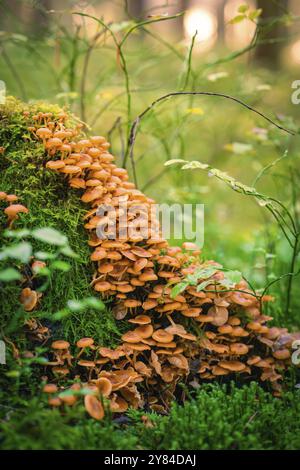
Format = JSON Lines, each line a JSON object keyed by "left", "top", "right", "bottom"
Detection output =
{"left": 255, "top": 0, "right": 289, "bottom": 67}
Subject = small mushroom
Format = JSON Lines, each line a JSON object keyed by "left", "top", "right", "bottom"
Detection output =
{"left": 84, "top": 394, "right": 105, "bottom": 420}
{"left": 20, "top": 287, "right": 39, "bottom": 311}
{"left": 4, "top": 204, "right": 29, "bottom": 227}
{"left": 152, "top": 329, "right": 174, "bottom": 344}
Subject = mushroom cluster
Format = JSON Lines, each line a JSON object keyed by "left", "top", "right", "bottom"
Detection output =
{"left": 24, "top": 111, "right": 299, "bottom": 419}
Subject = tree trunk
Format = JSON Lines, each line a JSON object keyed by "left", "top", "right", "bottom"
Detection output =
{"left": 255, "top": 0, "right": 289, "bottom": 67}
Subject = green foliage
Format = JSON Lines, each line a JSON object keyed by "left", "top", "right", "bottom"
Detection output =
{"left": 1, "top": 382, "right": 300, "bottom": 450}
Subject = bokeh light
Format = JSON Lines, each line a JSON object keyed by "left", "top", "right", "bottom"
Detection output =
{"left": 184, "top": 7, "right": 217, "bottom": 44}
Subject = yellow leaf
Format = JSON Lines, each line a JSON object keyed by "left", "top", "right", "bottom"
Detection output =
{"left": 186, "top": 107, "right": 204, "bottom": 115}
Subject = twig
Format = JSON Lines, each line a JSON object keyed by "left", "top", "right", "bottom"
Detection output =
{"left": 124, "top": 91, "right": 295, "bottom": 170}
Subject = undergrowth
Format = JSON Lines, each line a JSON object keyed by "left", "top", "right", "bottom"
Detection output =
{"left": 1, "top": 382, "right": 300, "bottom": 450}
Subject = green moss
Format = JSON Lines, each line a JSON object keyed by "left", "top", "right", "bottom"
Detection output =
{"left": 1, "top": 382, "right": 300, "bottom": 450}
{"left": 0, "top": 97, "right": 120, "bottom": 345}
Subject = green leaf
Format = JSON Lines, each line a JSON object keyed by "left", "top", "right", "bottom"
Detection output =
{"left": 67, "top": 300, "right": 85, "bottom": 312}
{"left": 186, "top": 266, "right": 221, "bottom": 285}
{"left": 171, "top": 282, "right": 189, "bottom": 298}
{"left": 248, "top": 9, "right": 262, "bottom": 20}
{"left": 221, "top": 270, "right": 243, "bottom": 288}
{"left": 1, "top": 242, "right": 32, "bottom": 263}
{"left": 32, "top": 228, "right": 68, "bottom": 246}
{"left": 52, "top": 309, "right": 70, "bottom": 321}
{"left": 0, "top": 268, "right": 21, "bottom": 282}
{"left": 197, "top": 279, "right": 213, "bottom": 292}
{"left": 181, "top": 161, "right": 209, "bottom": 170}
{"left": 34, "top": 251, "right": 56, "bottom": 260}
{"left": 238, "top": 4, "right": 249, "bottom": 13}
{"left": 85, "top": 297, "right": 105, "bottom": 311}
{"left": 164, "top": 159, "right": 186, "bottom": 166}
{"left": 229, "top": 14, "right": 246, "bottom": 24}
{"left": 60, "top": 245, "right": 78, "bottom": 258}
{"left": 4, "top": 229, "right": 31, "bottom": 239}
{"left": 50, "top": 260, "right": 71, "bottom": 272}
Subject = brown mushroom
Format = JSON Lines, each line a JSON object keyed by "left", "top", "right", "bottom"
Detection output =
{"left": 84, "top": 394, "right": 105, "bottom": 420}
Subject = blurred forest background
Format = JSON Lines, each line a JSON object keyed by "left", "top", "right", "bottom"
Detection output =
{"left": 1, "top": 0, "right": 300, "bottom": 325}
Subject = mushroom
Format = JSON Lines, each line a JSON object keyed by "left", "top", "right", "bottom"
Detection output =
{"left": 43, "top": 383, "right": 58, "bottom": 394}
{"left": 152, "top": 329, "right": 174, "bottom": 344}
{"left": 46, "top": 160, "right": 65, "bottom": 170}
{"left": 76, "top": 337, "right": 94, "bottom": 357}
{"left": 95, "top": 377, "right": 112, "bottom": 397}
{"left": 20, "top": 287, "right": 39, "bottom": 311}
{"left": 128, "top": 315, "right": 151, "bottom": 325}
{"left": 229, "top": 343, "right": 249, "bottom": 355}
{"left": 110, "top": 395, "right": 128, "bottom": 413}
{"left": 84, "top": 394, "right": 105, "bottom": 420}
{"left": 272, "top": 349, "right": 290, "bottom": 360}
{"left": 218, "top": 361, "right": 246, "bottom": 372}
{"left": 36, "top": 127, "right": 52, "bottom": 144}
{"left": 4, "top": 204, "right": 29, "bottom": 227}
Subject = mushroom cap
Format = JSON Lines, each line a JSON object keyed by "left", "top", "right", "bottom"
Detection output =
{"left": 230, "top": 343, "right": 249, "bottom": 355}
{"left": 51, "top": 340, "right": 70, "bottom": 350}
{"left": 76, "top": 337, "right": 94, "bottom": 348}
{"left": 61, "top": 165, "right": 81, "bottom": 174}
{"left": 99, "top": 347, "right": 125, "bottom": 360}
{"left": 46, "top": 137, "right": 62, "bottom": 148}
{"left": 219, "top": 361, "right": 246, "bottom": 372}
{"left": 208, "top": 306, "right": 229, "bottom": 327}
{"left": 273, "top": 349, "right": 290, "bottom": 360}
{"left": 95, "top": 377, "right": 112, "bottom": 397}
{"left": 247, "top": 356, "right": 261, "bottom": 365}
{"left": 212, "top": 365, "right": 229, "bottom": 376}
{"left": 218, "top": 324, "right": 233, "bottom": 334}
{"left": 0, "top": 191, "right": 7, "bottom": 200}
{"left": 48, "top": 397, "right": 62, "bottom": 407}
{"left": 84, "top": 395, "right": 105, "bottom": 420}
{"left": 124, "top": 299, "right": 142, "bottom": 308}
{"left": 134, "top": 324, "right": 154, "bottom": 339}
{"left": 94, "top": 281, "right": 112, "bottom": 292}
{"left": 121, "top": 331, "right": 141, "bottom": 343}
{"left": 46, "top": 160, "right": 65, "bottom": 170}
{"left": 128, "top": 315, "right": 151, "bottom": 325}
{"left": 36, "top": 127, "right": 52, "bottom": 138}
{"left": 247, "top": 321, "right": 262, "bottom": 331}
{"left": 152, "top": 329, "right": 174, "bottom": 344}
{"left": 78, "top": 360, "right": 95, "bottom": 368}
{"left": 142, "top": 300, "right": 158, "bottom": 310}
{"left": 69, "top": 177, "right": 86, "bottom": 189}
{"left": 43, "top": 383, "right": 58, "bottom": 394}
{"left": 5, "top": 204, "right": 29, "bottom": 218}
{"left": 20, "top": 287, "right": 38, "bottom": 311}
{"left": 110, "top": 395, "right": 128, "bottom": 413}
{"left": 90, "top": 248, "right": 107, "bottom": 261}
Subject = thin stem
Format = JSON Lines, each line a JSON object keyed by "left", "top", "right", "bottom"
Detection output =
{"left": 286, "top": 235, "right": 299, "bottom": 316}
{"left": 124, "top": 91, "right": 295, "bottom": 169}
